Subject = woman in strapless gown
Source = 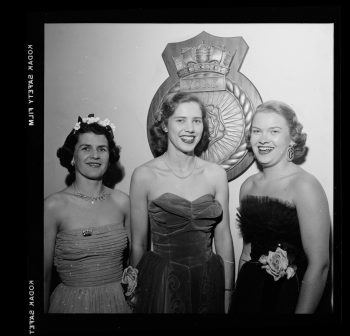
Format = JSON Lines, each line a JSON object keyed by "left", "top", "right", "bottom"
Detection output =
{"left": 130, "top": 92, "right": 235, "bottom": 313}
{"left": 44, "top": 114, "right": 131, "bottom": 313}
{"left": 230, "top": 101, "right": 331, "bottom": 314}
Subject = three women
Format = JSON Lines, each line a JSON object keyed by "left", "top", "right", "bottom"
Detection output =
{"left": 45, "top": 97, "right": 331, "bottom": 314}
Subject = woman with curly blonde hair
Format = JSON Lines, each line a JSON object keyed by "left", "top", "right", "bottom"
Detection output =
{"left": 230, "top": 100, "right": 331, "bottom": 314}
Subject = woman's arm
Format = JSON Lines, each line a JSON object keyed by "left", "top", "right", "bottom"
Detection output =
{"left": 237, "top": 177, "right": 253, "bottom": 272}
{"left": 43, "top": 196, "right": 59, "bottom": 313}
{"left": 213, "top": 166, "right": 235, "bottom": 313}
{"left": 111, "top": 190, "right": 131, "bottom": 258}
{"left": 129, "top": 166, "right": 150, "bottom": 267}
{"left": 293, "top": 174, "right": 331, "bottom": 313}
{"left": 238, "top": 242, "right": 251, "bottom": 272}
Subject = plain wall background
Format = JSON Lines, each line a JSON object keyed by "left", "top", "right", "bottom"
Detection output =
{"left": 44, "top": 24, "right": 333, "bottom": 274}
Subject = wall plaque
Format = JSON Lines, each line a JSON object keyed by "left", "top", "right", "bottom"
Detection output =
{"left": 147, "top": 31, "right": 262, "bottom": 181}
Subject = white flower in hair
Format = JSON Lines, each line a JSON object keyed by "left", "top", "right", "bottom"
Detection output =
{"left": 87, "top": 117, "right": 100, "bottom": 124}
{"left": 98, "top": 118, "right": 116, "bottom": 132}
{"left": 75, "top": 115, "right": 115, "bottom": 134}
{"left": 73, "top": 122, "right": 81, "bottom": 131}
{"left": 98, "top": 118, "right": 110, "bottom": 127}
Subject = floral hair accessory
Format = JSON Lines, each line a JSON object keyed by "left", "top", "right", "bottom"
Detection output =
{"left": 259, "top": 246, "right": 297, "bottom": 281}
{"left": 73, "top": 114, "right": 116, "bottom": 133}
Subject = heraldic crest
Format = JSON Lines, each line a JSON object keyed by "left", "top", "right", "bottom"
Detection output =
{"left": 147, "top": 31, "right": 262, "bottom": 181}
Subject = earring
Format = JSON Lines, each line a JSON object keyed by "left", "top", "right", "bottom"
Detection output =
{"left": 287, "top": 145, "right": 295, "bottom": 161}
{"left": 71, "top": 158, "right": 75, "bottom": 166}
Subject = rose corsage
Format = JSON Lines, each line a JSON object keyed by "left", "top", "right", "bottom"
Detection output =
{"left": 259, "top": 246, "right": 297, "bottom": 281}
{"left": 121, "top": 266, "right": 138, "bottom": 310}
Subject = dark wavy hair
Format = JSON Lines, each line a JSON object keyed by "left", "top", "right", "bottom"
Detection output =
{"left": 246, "top": 100, "right": 307, "bottom": 160}
{"left": 57, "top": 115, "right": 120, "bottom": 183}
{"left": 150, "top": 92, "right": 210, "bottom": 157}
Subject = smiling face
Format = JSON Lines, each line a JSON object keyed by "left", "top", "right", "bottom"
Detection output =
{"left": 250, "top": 111, "right": 294, "bottom": 167}
{"left": 73, "top": 132, "right": 110, "bottom": 180}
{"left": 166, "top": 101, "right": 204, "bottom": 154}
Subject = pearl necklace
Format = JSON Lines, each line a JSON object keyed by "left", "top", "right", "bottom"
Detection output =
{"left": 73, "top": 183, "right": 109, "bottom": 204}
{"left": 163, "top": 153, "right": 197, "bottom": 179}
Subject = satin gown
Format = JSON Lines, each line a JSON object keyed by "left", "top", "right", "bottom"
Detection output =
{"left": 135, "top": 193, "right": 225, "bottom": 313}
{"left": 230, "top": 196, "right": 307, "bottom": 313}
{"left": 49, "top": 223, "right": 131, "bottom": 313}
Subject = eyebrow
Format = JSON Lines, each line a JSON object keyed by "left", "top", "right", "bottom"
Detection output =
{"left": 173, "top": 116, "right": 202, "bottom": 119}
{"left": 78, "top": 144, "right": 108, "bottom": 148}
{"left": 252, "top": 126, "right": 282, "bottom": 129}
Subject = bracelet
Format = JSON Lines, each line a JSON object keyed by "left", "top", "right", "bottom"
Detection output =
{"left": 224, "top": 288, "right": 233, "bottom": 291}
{"left": 223, "top": 259, "right": 235, "bottom": 264}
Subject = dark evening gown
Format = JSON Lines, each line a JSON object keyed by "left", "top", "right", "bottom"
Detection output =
{"left": 49, "top": 223, "right": 131, "bottom": 313}
{"left": 230, "top": 196, "right": 307, "bottom": 314}
{"left": 135, "top": 193, "right": 225, "bottom": 313}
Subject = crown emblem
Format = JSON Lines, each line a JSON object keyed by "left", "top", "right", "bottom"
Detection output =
{"left": 172, "top": 41, "right": 234, "bottom": 78}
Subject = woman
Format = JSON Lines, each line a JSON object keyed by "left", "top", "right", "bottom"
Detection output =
{"left": 230, "top": 101, "right": 331, "bottom": 314}
{"left": 44, "top": 114, "right": 131, "bottom": 313}
{"left": 130, "top": 92, "right": 235, "bottom": 313}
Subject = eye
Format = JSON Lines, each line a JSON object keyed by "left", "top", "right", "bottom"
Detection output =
{"left": 251, "top": 129, "right": 260, "bottom": 134}
{"left": 194, "top": 119, "right": 202, "bottom": 124}
{"left": 99, "top": 147, "right": 108, "bottom": 152}
{"left": 81, "top": 146, "right": 89, "bottom": 151}
{"left": 271, "top": 130, "right": 280, "bottom": 134}
{"left": 176, "top": 119, "right": 185, "bottom": 123}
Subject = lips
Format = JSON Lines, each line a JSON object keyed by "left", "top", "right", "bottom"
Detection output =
{"left": 257, "top": 146, "right": 274, "bottom": 154}
{"left": 86, "top": 162, "right": 102, "bottom": 167}
{"left": 180, "top": 136, "right": 196, "bottom": 144}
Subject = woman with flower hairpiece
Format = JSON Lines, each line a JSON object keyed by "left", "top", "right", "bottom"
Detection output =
{"left": 44, "top": 114, "right": 132, "bottom": 313}
{"left": 229, "top": 101, "right": 331, "bottom": 314}
{"left": 130, "top": 92, "right": 235, "bottom": 313}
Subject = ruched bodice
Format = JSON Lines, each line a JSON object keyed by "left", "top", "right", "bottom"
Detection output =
{"left": 148, "top": 193, "right": 223, "bottom": 266}
{"left": 54, "top": 223, "right": 128, "bottom": 286}
{"left": 49, "top": 223, "right": 131, "bottom": 313}
{"left": 135, "top": 193, "right": 225, "bottom": 313}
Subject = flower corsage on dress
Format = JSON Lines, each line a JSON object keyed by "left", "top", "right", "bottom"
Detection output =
{"left": 121, "top": 266, "right": 138, "bottom": 310}
{"left": 259, "top": 246, "right": 297, "bottom": 281}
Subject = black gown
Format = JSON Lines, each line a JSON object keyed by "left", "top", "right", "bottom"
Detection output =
{"left": 230, "top": 196, "right": 307, "bottom": 314}
{"left": 135, "top": 193, "right": 225, "bottom": 313}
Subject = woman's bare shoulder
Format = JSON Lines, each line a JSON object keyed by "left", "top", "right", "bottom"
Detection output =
{"left": 291, "top": 168, "right": 323, "bottom": 190}
{"left": 44, "top": 189, "right": 71, "bottom": 211}
{"left": 240, "top": 172, "right": 261, "bottom": 198}
{"left": 109, "top": 188, "right": 130, "bottom": 207}
{"left": 290, "top": 168, "right": 328, "bottom": 203}
{"left": 132, "top": 157, "right": 162, "bottom": 180}
{"left": 197, "top": 157, "right": 226, "bottom": 178}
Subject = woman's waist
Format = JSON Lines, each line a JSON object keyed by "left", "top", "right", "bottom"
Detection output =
{"left": 152, "top": 243, "right": 214, "bottom": 266}
{"left": 55, "top": 260, "right": 124, "bottom": 286}
{"left": 56, "top": 278, "right": 123, "bottom": 289}
{"left": 250, "top": 241, "right": 306, "bottom": 261}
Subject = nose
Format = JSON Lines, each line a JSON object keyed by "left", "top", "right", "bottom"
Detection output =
{"left": 258, "top": 132, "right": 270, "bottom": 144}
{"left": 184, "top": 120, "right": 195, "bottom": 133}
{"left": 90, "top": 148, "right": 100, "bottom": 159}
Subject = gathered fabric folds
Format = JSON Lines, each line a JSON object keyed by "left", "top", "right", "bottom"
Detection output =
{"left": 49, "top": 223, "right": 131, "bottom": 313}
{"left": 230, "top": 196, "right": 307, "bottom": 313}
{"left": 135, "top": 193, "right": 225, "bottom": 313}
